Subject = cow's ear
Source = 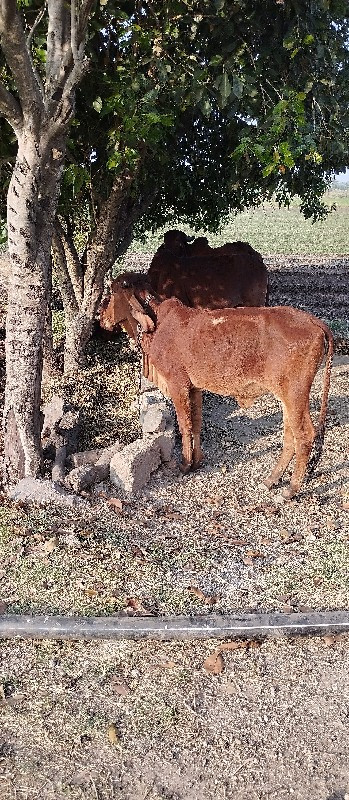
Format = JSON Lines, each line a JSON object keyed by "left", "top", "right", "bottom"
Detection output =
{"left": 128, "top": 294, "right": 155, "bottom": 332}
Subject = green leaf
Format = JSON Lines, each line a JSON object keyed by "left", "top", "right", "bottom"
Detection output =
{"left": 219, "top": 73, "right": 231, "bottom": 107}
{"left": 92, "top": 96, "right": 103, "bottom": 113}
{"left": 232, "top": 74, "right": 243, "bottom": 98}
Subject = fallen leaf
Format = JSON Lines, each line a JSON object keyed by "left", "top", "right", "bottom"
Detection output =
{"left": 206, "top": 495, "right": 223, "bottom": 506}
{"left": 281, "top": 604, "right": 294, "bottom": 614}
{"left": 131, "top": 544, "right": 147, "bottom": 561}
{"left": 110, "top": 678, "right": 131, "bottom": 696}
{"left": 245, "top": 550, "right": 264, "bottom": 559}
{"left": 228, "top": 538, "right": 250, "bottom": 547}
{"left": 108, "top": 497, "right": 123, "bottom": 513}
{"left": 125, "top": 597, "right": 153, "bottom": 616}
{"left": 241, "top": 503, "right": 279, "bottom": 515}
{"left": 260, "top": 537, "right": 272, "bottom": 546}
{"left": 107, "top": 722, "right": 121, "bottom": 745}
{"left": 0, "top": 601, "right": 8, "bottom": 614}
{"left": 203, "top": 650, "right": 225, "bottom": 675}
{"left": 84, "top": 588, "right": 98, "bottom": 598}
{"left": 242, "top": 556, "right": 253, "bottom": 566}
{"left": 313, "top": 577, "right": 323, "bottom": 587}
{"left": 188, "top": 586, "right": 218, "bottom": 605}
{"left": 323, "top": 634, "right": 342, "bottom": 647}
{"left": 298, "top": 604, "right": 313, "bottom": 613}
{"left": 43, "top": 536, "right": 59, "bottom": 553}
{"left": 279, "top": 529, "right": 303, "bottom": 544}
{"left": 343, "top": 501, "right": 349, "bottom": 511}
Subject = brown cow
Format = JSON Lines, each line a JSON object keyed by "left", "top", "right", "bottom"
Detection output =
{"left": 125, "top": 288, "right": 333, "bottom": 499}
{"left": 99, "top": 231, "right": 269, "bottom": 334}
{"left": 147, "top": 230, "right": 269, "bottom": 309}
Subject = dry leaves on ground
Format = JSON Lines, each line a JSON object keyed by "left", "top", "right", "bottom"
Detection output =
{"left": 125, "top": 597, "right": 153, "bottom": 616}
{"left": 107, "top": 722, "right": 121, "bottom": 746}
{"left": 188, "top": 586, "right": 218, "bottom": 605}
{"left": 203, "top": 639, "right": 261, "bottom": 674}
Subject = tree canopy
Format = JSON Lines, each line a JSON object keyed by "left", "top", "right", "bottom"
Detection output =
{"left": 1, "top": 0, "right": 349, "bottom": 248}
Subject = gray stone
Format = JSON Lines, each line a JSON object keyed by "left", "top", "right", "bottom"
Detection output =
{"left": 152, "top": 426, "right": 175, "bottom": 463}
{"left": 95, "top": 441, "right": 121, "bottom": 466}
{"left": 66, "top": 442, "right": 121, "bottom": 492}
{"left": 142, "top": 406, "right": 168, "bottom": 435}
{"left": 9, "top": 478, "right": 87, "bottom": 509}
{"left": 140, "top": 375, "right": 156, "bottom": 393}
{"left": 110, "top": 437, "right": 161, "bottom": 495}
{"left": 51, "top": 445, "right": 67, "bottom": 485}
{"left": 70, "top": 449, "right": 104, "bottom": 469}
{"left": 41, "top": 395, "right": 68, "bottom": 437}
{"left": 42, "top": 396, "right": 80, "bottom": 456}
{"left": 66, "top": 465, "right": 107, "bottom": 493}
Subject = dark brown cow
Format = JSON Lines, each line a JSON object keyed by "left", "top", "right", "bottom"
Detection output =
{"left": 99, "top": 231, "right": 269, "bottom": 334}
{"left": 125, "top": 288, "right": 333, "bottom": 499}
{"left": 147, "top": 230, "right": 269, "bottom": 309}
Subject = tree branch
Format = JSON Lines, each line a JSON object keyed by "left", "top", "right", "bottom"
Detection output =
{"left": 52, "top": 225, "right": 79, "bottom": 316}
{"left": 83, "top": 172, "right": 134, "bottom": 297}
{"left": 55, "top": 217, "right": 84, "bottom": 305}
{"left": 46, "top": 0, "right": 70, "bottom": 89}
{"left": 0, "top": 0, "right": 43, "bottom": 120}
{"left": 77, "top": 0, "right": 96, "bottom": 47}
{"left": 27, "top": 1, "right": 47, "bottom": 50}
{"left": 0, "top": 80, "right": 23, "bottom": 131}
{"left": 26, "top": 1, "right": 47, "bottom": 96}
{"left": 71, "top": 0, "right": 78, "bottom": 63}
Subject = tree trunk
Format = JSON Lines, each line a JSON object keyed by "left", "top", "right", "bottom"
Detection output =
{"left": 64, "top": 311, "right": 95, "bottom": 374}
{"left": 3, "top": 133, "right": 65, "bottom": 486}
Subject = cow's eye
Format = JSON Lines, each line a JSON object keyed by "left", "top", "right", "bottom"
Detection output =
{"left": 121, "top": 280, "right": 129, "bottom": 288}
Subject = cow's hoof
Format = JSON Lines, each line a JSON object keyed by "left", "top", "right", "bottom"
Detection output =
{"left": 282, "top": 486, "right": 296, "bottom": 500}
{"left": 179, "top": 462, "right": 191, "bottom": 475}
{"left": 192, "top": 458, "right": 204, "bottom": 472}
{"left": 263, "top": 476, "right": 275, "bottom": 490}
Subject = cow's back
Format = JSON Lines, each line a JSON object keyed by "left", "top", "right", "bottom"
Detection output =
{"left": 148, "top": 242, "right": 268, "bottom": 308}
{"left": 148, "top": 305, "right": 325, "bottom": 401}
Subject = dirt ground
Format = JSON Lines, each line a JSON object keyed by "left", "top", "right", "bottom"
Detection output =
{"left": 0, "top": 252, "right": 348, "bottom": 799}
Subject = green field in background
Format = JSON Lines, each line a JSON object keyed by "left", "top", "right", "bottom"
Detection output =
{"left": 133, "top": 188, "right": 349, "bottom": 257}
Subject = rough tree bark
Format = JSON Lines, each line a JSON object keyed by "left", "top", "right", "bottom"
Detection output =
{"left": 0, "top": 0, "right": 94, "bottom": 486}
{"left": 53, "top": 179, "right": 153, "bottom": 374}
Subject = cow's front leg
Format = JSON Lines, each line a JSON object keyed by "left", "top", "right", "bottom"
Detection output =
{"left": 190, "top": 388, "right": 204, "bottom": 469}
{"left": 168, "top": 382, "right": 194, "bottom": 473}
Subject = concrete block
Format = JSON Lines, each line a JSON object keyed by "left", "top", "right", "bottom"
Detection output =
{"left": 66, "top": 464, "right": 108, "bottom": 493}
{"left": 151, "top": 426, "right": 175, "bottom": 463}
{"left": 142, "top": 406, "right": 168, "bottom": 435}
{"left": 71, "top": 448, "right": 103, "bottom": 469}
{"left": 9, "top": 478, "right": 87, "bottom": 509}
{"left": 70, "top": 441, "right": 120, "bottom": 470}
{"left": 110, "top": 437, "right": 161, "bottom": 495}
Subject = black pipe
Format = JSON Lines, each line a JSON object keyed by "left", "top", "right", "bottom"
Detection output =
{"left": 0, "top": 611, "right": 348, "bottom": 642}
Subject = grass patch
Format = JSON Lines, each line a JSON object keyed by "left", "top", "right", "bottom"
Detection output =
{"left": 132, "top": 190, "right": 349, "bottom": 256}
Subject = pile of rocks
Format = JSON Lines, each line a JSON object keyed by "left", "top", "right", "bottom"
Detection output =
{"left": 10, "top": 383, "right": 175, "bottom": 508}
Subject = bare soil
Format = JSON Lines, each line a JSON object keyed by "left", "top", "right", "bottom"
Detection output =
{"left": 0, "top": 253, "right": 348, "bottom": 800}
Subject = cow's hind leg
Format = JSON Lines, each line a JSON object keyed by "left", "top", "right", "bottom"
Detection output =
{"left": 168, "top": 382, "right": 194, "bottom": 473}
{"left": 190, "top": 388, "right": 204, "bottom": 469}
{"left": 264, "top": 405, "right": 295, "bottom": 489}
{"left": 283, "top": 404, "right": 316, "bottom": 499}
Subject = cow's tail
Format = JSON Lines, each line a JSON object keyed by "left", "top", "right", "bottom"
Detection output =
{"left": 307, "top": 322, "right": 334, "bottom": 477}
{"left": 265, "top": 275, "right": 270, "bottom": 307}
